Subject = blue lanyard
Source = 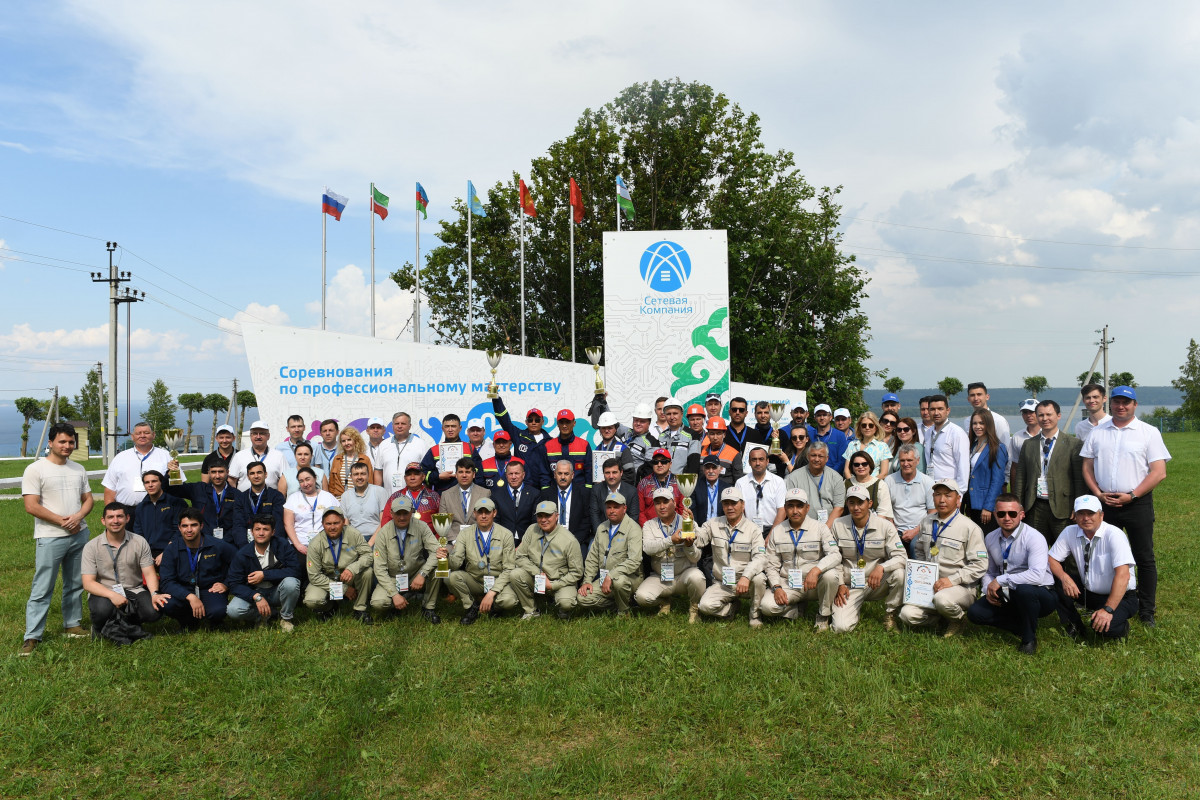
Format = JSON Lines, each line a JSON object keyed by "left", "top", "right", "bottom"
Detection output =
{"left": 658, "top": 516, "right": 680, "bottom": 540}
{"left": 322, "top": 447, "right": 337, "bottom": 469}
{"left": 249, "top": 490, "right": 264, "bottom": 515}
{"left": 186, "top": 543, "right": 202, "bottom": 584}
{"left": 707, "top": 483, "right": 719, "bottom": 512}
{"left": 137, "top": 449, "right": 154, "bottom": 472}
{"left": 931, "top": 511, "right": 958, "bottom": 546}
{"left": 327, "top": 536, "right": 343, "bottom": 571}
{"left": 602, "top": 524, "right": 620, "bottom": 567}
{"left": 788, "top": 526, "right": 806, "bottom": 549}
{"left": 816, "top": 471, "right": 825, "bottom": 491}
{"left": 476, "top": 526, "right": 493, "bottom": 560}
{"left": 728, "top": 527, "right": 740, "bottom": 551}
{"left": 211, "top": 485, "right": 227, "bottom": 515}
{"left": 559, "top": 486, "right": 572, "bottom": 512}
{"left": 308, "top": 494, "right": 320, "bottom": 529}
{"left": 396, "top": 528, "right": 409, "bottom": 560}
{"left": 851, "top": 521, "right": 867, "bottom": 560}
{"left": 1001, "top": 524, "right": 1021, "bottom": 570}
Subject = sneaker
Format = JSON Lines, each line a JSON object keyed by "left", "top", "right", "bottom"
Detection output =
{"left": 63, "top": 626, "right": 89, "bottom": 639}
{"left": 748, "top": 618, "right": 763, "bottom": 629}
{"left": 814, "top": 615, "right": 830, "bottom": 632}
{"left": 520, "top": 610, "right": 541, "bottom": 621}
{"left": 688, "top": 604, "right": 700, "bottom": 624}
{"left": 883, "top": 612, "right": 897, "bottom": 632}
{"left": 460, "top": 605, "right": 481, "bottom": 626}
{"left": 943, "top": 618, "right": 966, "bottom": 638}
{"left": 1140, "top": 614, "right": 1156, "bottom": 629}
{"left": 279, "top": 618, "right": 295, "bottom": 633}
{"left": 19, "top": 639, "right": 37, "bottom": 656}
{"left": 422, "top": 609, "right": 441, "bottom": 625}
{"left": 657, "top": 602, "right": 672, "bottom": 617}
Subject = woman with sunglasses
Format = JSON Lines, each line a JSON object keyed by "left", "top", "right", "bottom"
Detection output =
{"left": 879, "top": 412, "right": 900, "bottom": 450}
{"left": 892, "top": 417, "right": 926, "bottom": 474}
{"left": 783, "top": 428, "right": 810, "bottom": 473}
{"left": 843, "top": 451, "right": 894, "bottom": 523}
{"left": 841, "top": 412, "right": 891, "bottom": 480}
{"left": 965, "top": 409, "right": 1008, "bottom": 527}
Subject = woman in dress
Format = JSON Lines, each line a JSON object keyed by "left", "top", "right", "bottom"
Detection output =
{"left": 842, "top": 412, "right": 892, "bottom": 480}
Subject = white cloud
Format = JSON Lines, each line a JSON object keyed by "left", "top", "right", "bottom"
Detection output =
{"left": 204, "top": 302, "right": 291, "bottom": 356}
{"left": 304, "top": 264, "right": 417, "bottom": 340}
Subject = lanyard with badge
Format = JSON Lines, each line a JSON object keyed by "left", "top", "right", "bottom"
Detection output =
{"left": 930, "top": 511, "right": 958, "bottom": 558}
{"left": 247, "top": 490, "right": 266, "bottom": 543}
{"left": 849, "top": 520, "right": 868, "bottom": 588}
{"left": 658, "top": 516, "right": 680, "bottom": 582}
{"left": 721, "top": 524, "right": 741, "bottom": 586}
{"left": 814, "top": 471, "right": 830, "bottom": 522}
{"left": 599, "top": 523, "right": 620, "bottom": 583}
{"left": 307, "top": 494, "right": 320, "bottom": 532}
{"left": 535, "top": 533, "right": 552, "bottom": 594}
{"left": 393, "top": 527, "right": 412, "bottom": 591}
{"left": 785, "top": 526, "right": 808, "bottom": 590}
{"left": 707, "top": 483, "right": 719, "bottom": 515}
{"left": 1037, "top": 436, "right": 1057, "bottom": 498}
{"left": 327, "top": 536, "right": 345, "bottom": 599}
{"left": 391, "top": 437, "right": 413, "bottom": 490}
{"left": 476, "top": 526, "right": 497, "bottom": 592}
{"left": 137, "top": 449, "right": 154, "bottom": 474}
{"left": 925, "top": 427, "right": 943, "bottom": 474}
{"left": 211, "top": 485, "right": 227, "bottom": 540}
{"left": 186, "top": 543, "right": 203, "bottom": 590}
{"left": 106, "top": 538, "right": 128, "bottom": 596}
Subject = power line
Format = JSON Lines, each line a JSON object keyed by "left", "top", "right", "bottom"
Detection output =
{"left": 119, "top": 245, "right": 276, "bottom": 323}
{"left": 847, "top": 244, "right": 1200, "bottom": 277}
{"left": 142, "top": 293, "right": 241, "bottom": 335}
{"left": 845, "top": 216, "right": 1200, "bottom": 252}
{"left": 0, "top": 246, "right": 104, "bottom": 270}
{"left": 1, "top": 254, "right": 90, "bottom": 273}
{"left": 0, "top": 213, "right": 106, "bottom": 241}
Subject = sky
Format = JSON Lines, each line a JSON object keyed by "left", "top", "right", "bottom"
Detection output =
{"left": 2, "top": 1, "right": 1198, "bottom": 418}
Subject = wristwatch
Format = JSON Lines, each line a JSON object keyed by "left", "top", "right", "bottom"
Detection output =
{"left": 772, "top": 584, "right": 781, "bottom": 592}
{"left": 1103, "top": 605, "right": 1115, "bottom": 614}
{"left": 253, "top": 593, "right": 263, "bottom": 602}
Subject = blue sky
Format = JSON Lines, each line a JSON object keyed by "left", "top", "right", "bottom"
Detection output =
{"left": 2, "top": 1, "right": 1198, "bottom": 420}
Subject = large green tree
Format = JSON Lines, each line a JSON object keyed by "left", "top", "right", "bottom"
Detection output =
{"left": 937, "top": 377, "right": 964, "bottom": 399}
{"left": 144, "top": 380, "right": 177, "bottom": 444}
{"left": 235, "top": 390, "right": 258, "bottom": 438}
{"left": 1172, "top": 338, "right": 1200, "bottom": 420}
{"left": 178, "top": 392, "right": 206, "bottom": 448}
{"left": 204, "top": 393, "right": 229, "bottom": 448}
{"left": 392, "top": 79, "right": 874, "bottom": 406}
{"left": 15, "top": 397, "right": 46, "bottom": 457}
{"left": 1022, "top": 376, "right": 1049, "bottom": 398}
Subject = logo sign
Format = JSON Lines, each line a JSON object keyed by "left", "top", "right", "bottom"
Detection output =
{"left": 639, "top": 241, "right": 691, "bottom": 293}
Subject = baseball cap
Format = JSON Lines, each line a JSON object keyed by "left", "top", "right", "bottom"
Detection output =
{"left": 467, "top": 418, "right": 485, "bottom": 430}
{"left": 784, "top": 487, "right": 809, "bottom": 504}
{"left": 651, "top": 447, "right": 671, "bottom": 461}
{"left": 1111, "top": 386, "right": 1137, "bottom": 401}
{"left": 473, "top": 497, "right": 496, "bottom": 512}
{"left": 322, "top": 507, "right": 345, "bottom": 520}
{"left": 813, "top": 404, "right": 832, "bottom": 415}
{"left": 833, "top": 408, "right": 851, "bottom": 419}
{"left": 706, "top": 417, "right": 728, "bottom": 431}
{"left": 596, "top": 411, "right": 618, "bottom": 427}
{"left": 882, "top": 393, "right": 899, "bottom": 404}
{"left": 493, "top": 430, "right": 511, "bottom": 442}
{"left": 404, "top": 462, "right": 423, "bottom": 474}
{"left": 932, "top": 478, "right": 961, "bottom": 494}
{"left": 390, "top": 496, "right": 415, "bottom": 514}
{"left": 526, "top": 408, "right": 544, "bottom": 420}
{"left": 686, "top": 403, "right": 705, "bottom": 417}
{"left": 705, "top": 393, "right": 722, "bottom": 403}
{"left": 632, "top": 403, "right": 653, "bottom": 420}
{"left": 720, "top": 487, "right": 744, "bottom": 503}
{"left": 1074, "top": 495, "right": 1103, "bottom": 513}
{"left": 662, "top": 397, "right": 683, "bottom": 411}
{"left": 651, "top": 487, "right": 675, "bottom": 501}
{"left": 367, "top": 417, "right": 387, "bottom": 428}
{"left": 701, "top": 454, "right": 721, "bottom": 466}
{"left": 216, "top": 424, "right": 235, "bottom": 435}
{"left": 557, "top": 409, "right": 575, "bottom": 422}
{"left": 248, "top": 420, "right": 269, "bottom": 431}
{"left": 792, "top": 401, "right": 808, "bottom": 411}
{"left": 1019, "top": 399, "right": 1038, "bottom": 412}
{"left": 605, "top": 491, "right": 627, "bottom": 505}
{"left": 535, "top": 500, "right": 557, "bottom": 515}
{"left": 845, "top": 485, "right": 871, "bottom": 503}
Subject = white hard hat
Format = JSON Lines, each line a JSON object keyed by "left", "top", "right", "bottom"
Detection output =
{"left": 632, "top": 403, "right": 653, "bottom": 420}
{"left": 596, "top": 411, "right": 618, "bottom": 427}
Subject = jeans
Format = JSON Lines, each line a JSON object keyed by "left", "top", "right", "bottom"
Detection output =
{"left": 967, "top": 583, "right": 1057, "bottom": 644}
{"left": 226, "top": 578, "right": 301, "bottom": 621}
{"left": 25, "top": 529, "right": 88, "bottom": 641}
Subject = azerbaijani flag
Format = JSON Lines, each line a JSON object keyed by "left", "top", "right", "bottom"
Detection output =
{"left": 322, "top": 187, "right": 348, "bottom": 221}
{"left": 416, "top": 182, "right": 429, "bottom": 220}
{"left": 569, "top": 178, "right": 584, "bottom": 224}
{"left": 519, "top": 179, "right": 537, "bottom": 218}
{"left": 616, "top": 176, "right": 635, "bottom": 221}
{"left": 468, "top": 180, "right": 487, "bottom": 217}
{"left": 371, "top": 185, "right": 389, "bottom": 220}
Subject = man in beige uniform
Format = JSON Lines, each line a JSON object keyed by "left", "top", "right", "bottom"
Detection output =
{"left": 370, "top": 496, "right": 443, "bottom": 624}
{"left": 697, "top": 487, "right": 768, "bottom": 627}
{"left": 633, "top": 488, "right": 706, "bottom": 621}
{"left": 512, "top": 501, "right": 583, "bottom": 620}
{"left": 828, "top": 485, "right": 907, "bottom": 632}
{"left": 577, "top": 491, "right": 644, "bottom": 615}
{"left": 759, "top": 488, "right": 838, "bottom": 626}
{"left": 899, "top": 478, "right": 988, "bottom": 636}
{"left": 445, "top": 497, "right": 520, "bottom": 625}
{"left": 304, "top": 509, "right": 374, "bottom": 623}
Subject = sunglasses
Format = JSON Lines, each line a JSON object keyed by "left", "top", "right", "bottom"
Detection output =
{"left": 730, "top": 407, "right": 747, "bottom": 414}
{"left": 652, "top": 459, "right": 671, "bottom": 465}
{"left": 994, "top": 510, "right": 1021, "bottom": 519}
{"left": 860, "top": 423, "right": 876, "bottom": 430}
{"left": 852, "top": 461, "right": 870, "bottom": 469}
{"left": 791, "top": 436, "right": 806, "bottom": 442}
{"left": 880, "top": 419, "right": 895, "bottom": 426}
{"left": 896, "top": 426, "right": 912, "bottom": 433}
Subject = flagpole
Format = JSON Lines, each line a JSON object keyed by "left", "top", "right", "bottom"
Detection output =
{"left": 616, "top": 186, "right": 620, "bottom": 232}
{"left": 321, "top": 204, "right": 327, "bottom": 331}
{"left": 468, "top": 203, "right": 474, "bottom": 349}
{"left": 520, "top": 204, "right": 526, "bottom": 357}
{"left": 569, "top": 195, "right": 576, "bottom": 364}
{"left": 414, "top": 204, "right": 421, "bottom": 343}
{"left": 370, "top": 183, "right": 376, "bottom": 338}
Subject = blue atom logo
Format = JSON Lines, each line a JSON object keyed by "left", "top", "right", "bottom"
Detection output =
{"left": 639, "top": 240, "right": 692, "bottom": 293}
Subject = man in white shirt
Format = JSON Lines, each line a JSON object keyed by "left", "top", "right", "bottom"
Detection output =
{"left": 1008, "top": 399, "right": 1040, "bottom": 482}
{"left": 273, "top": 414, "right": 308, "bottom": 468}
{"left": 1074, "top": 383, "right": 1111, "bottom": 443}
{"left": 963, "top": 382, "right": 1011, "bottom": 445}
{"left": 966, "top": 494, "right": 1056, "bottom": 654}
{"left": 376, "top": 411, "right": 429, "bottom": 492}
{"left": 102, "top": 421, "right": 171, "bottom": 507}
{"left": 364, "top": 417, "right": 388, "bottom": 471}
{"left": 884, "top": 444, "right": 935, "bottom": 552}
{"left": 1048, "top": 495, "right": 1140, "bottom": 640}
{"left": 735, "top": 445, "right": 786, "bottom": 533}
{"left": 228, "top": 420, "right": 288, "bottom": 493}
{"left": 1080, "top": 385, "right": 1170, "bottom": 626}
{"left": 924, "top": 395, "right": 969, "bottom": 491}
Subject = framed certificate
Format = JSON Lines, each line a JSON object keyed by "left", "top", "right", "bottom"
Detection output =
{"left": 592, "top": 451, "right": 608, "bottom": 483}
{"left": 439, "top": 441, "right": 464, "bottom": 472}
{"left": 904, "top": 560, "right": 940, "bottom": 609}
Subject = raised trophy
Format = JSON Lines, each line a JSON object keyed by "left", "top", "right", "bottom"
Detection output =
{"left": 486, "top": 350, "right": 503, "bottom": 399}
{"left": 677, "top": 472, "right": 698, "bottom": 539}
{"left": 165, "top": 431, "right": 186, "bottom": 486}
{"left": 585, "top": 346, "right": 604, "bottom": 393}
{"left": 431, "top": 513, "right": 452, "bottom": 578}
{"left": 768, "top": 402, "right": 787, "bottom": 456}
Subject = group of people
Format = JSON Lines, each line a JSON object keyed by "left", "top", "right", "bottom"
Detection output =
{"left": 19, "top": 380, "right": 1169, "bottom": 657}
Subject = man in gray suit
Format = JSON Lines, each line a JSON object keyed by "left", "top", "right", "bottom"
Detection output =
{"left": 1011, "top": 400, "right": 1084, "bottom": 544}
{"left": 441, "top": 458, "right": 492, "bottom": 542}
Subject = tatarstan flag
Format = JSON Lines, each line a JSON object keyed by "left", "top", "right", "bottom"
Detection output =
{"left": 371, "top": 185, "right": 389, "bottom": 220}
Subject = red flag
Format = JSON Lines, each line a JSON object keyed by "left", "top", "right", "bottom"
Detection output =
{"left": 569, "top": 178, "right": 584, "bottom": 224}
{"left": 519, "top": 179, "right": 537, "bottom": 218}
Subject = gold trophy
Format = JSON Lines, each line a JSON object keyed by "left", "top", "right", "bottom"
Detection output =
{"left": 677, "top": 473, "right": 698, "bottom": 539}
{"left": 486, "top": 350, "right": 503, "bottom": 399}
{"left": 165, "top": 431, "right": 186, "bottom": 486}
{"left": 432, "top": 513, "right": 452, "bottom": 578}
{"left": 585, "top": 346, "right": 604, "bottom": 393}
{"left": 768, "top": 402, "right": 787, "bottom": 456}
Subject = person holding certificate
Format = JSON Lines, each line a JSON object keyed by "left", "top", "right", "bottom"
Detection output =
{"left": 899, "top": 478, "right": 987, "bottom": 637}
{"left": 759, "top": 488, "right": 840, "bottom": 629}
{"left": 828, "top": 485, "right": 907, "bottom": 633}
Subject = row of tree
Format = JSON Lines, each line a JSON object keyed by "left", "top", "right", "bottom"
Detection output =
{"left": 878, "top": 370, "right": 1139, "bottom": 404}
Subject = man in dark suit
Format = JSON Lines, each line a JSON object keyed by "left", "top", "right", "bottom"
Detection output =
{"left": 692, "top": 455, "right": 733, "bottom": 584}
{"left": 589, "top": 457, "right": 639, "bottom": 534}
{"left": 491, "top": 458, "right": 538, "bottom": 547}
{"left": 1012, "top": 399, "right": 1085, "bottom": 545}
{"left": 542, "top": 458, "right": 594, "bottom": 553}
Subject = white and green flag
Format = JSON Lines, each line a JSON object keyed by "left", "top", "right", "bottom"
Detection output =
{"left": 616, "top": 175, "right": 635, "bottom": 220}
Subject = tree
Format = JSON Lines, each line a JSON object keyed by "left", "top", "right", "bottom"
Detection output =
{"left": 1078, "top": 370, "right": 1137, "bottom": 388}
{"left": 178, "top": 392, "right": 206, "bottom": 448}
{"left": 15, "top": 397, "right": 46, "bottom": 457}
{"left": 392, "top": 79, "right": 875, "bottom": 407}
{"left": 204, "top": 393, "right": 230, "bottom": 449}
{"left": 1022, "top": 376, "right": 1049, "bottom": 398}
{"left": 1172, "top": 338, "right": 1200, "bottom": 420}
{"left": 937, "top": 377, "right": 963, "bottom": 399}
{"left": 73, "top": 367, "right": 105, "bottom": 451}
{"left": 236, "top": 390, "right": 258, "bottom": 438}
{"left": 143, "top": 380, "right": 178, "bottom": 444}
{"left": 883, "top": 377, "right": 905, "bottom": 394}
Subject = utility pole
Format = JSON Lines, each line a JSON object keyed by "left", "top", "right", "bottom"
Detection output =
{"left": 115, "top": 285, "right": 145, "bottom": 438}
{"left": 91, "top": 242, "right": 129, "bottom": 461}
{"left": 1097, "top": 324, "right": 1114, "bottom": 414}
{"left": 32, "top": 385, "right": 59, "bottom": 458}
{"left": 229, "top": 378, "right": 238, "bottom": 437}
{"left": 95, "top": 361, "right": 107, "bottom": 464}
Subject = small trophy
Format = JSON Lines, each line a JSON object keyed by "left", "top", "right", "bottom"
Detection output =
{"left": 677, "top": 473, "right": 697, "bottom": 539}
{"left": 486, "top": 350, "right": 502, "bottom": 399}
{"left": 768, "top": 402, "right": 787, "bottom": 456}
{"left": 165, "top": 431, "right": 186, "bottom": 486}
{"left": 432, "top": 513, "right": 452, "bottom": 578}
{"left": 585, "top": 346, "right": 604, "bottom": 393}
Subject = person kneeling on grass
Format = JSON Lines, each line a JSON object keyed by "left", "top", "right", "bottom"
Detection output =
{"left": 758, "top": 488, "right": 840, "bottom": 629}
{"left": 828, "top": 485, "right": 907, "bottom": 633}
{"left": 632, "top": 488, "right": 705, "bottom": 622}
{"left": 511, "top": 502, "right": 583, "bottom": 620}
{"left": 370, "top": 496, "right": 443, "bottom": 624}
{"left": 226, "top": 514, "right": 302, "bottom": 632}
{"left": 446, "top": 497, "right": 521, "bottom": 625}
{"left": 158, "top": 508, "right": 236, "bottom": 630}
{"left": 305, "top": 508, "right": 374, "bottom": 624}
{"left": 81, "top": 502, "right": 168, "bottom": 637}
{"left": 576, "top": 491, "right": 644, "bottom": 616}
{"left": 696, "top": 488, "right": 769, "bottom": 629}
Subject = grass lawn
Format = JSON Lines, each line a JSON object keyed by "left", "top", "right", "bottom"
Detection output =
{"left": 2, "top": 434, "right": 1198, "bottom": 799}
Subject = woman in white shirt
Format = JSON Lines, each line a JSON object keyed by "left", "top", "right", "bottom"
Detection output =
{"left": 283, "top": 467, "right": 338, "bottom": 555}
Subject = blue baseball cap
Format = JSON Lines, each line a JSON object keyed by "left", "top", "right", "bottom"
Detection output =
{"left": 882, "top": 393, "right": 899, "bottom": 404}
{"left": 1111, "top": 385, "right": 1137, "bottom": 401}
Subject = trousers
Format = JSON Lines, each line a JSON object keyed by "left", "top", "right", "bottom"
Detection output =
{"left": 88, "top": 590, "right": 161, "bottom": 632}
{"left": 828, "top": 568, "right": 904, "bottom": 633}
{"left": 24, "top": 530, "right": 88, "bottom": 640}
{"left": 227, "top": 578, "right": 301, "bottom": 621}
{"left": 899, "top": 584, "right": 977, "bottom": 627}
{"left": 698, "top": 574, "right": 767, "bottom": 621}
{"left": 966, "top": 584, "right": 1057, "bottom": 644}
{"left": 1100, "top": 495, "right": 1156, "bottom": 618}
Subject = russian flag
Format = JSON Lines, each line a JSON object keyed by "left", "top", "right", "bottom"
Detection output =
{"left": 322, "top": 187, "right": 348, "bottom": 221}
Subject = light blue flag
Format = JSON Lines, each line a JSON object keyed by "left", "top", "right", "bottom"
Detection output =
{"left": 467, "top": 180, "right": 487, "bottom": 217}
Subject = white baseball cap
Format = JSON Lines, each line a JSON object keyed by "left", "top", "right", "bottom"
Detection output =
{"left": 248, "top": 420, "right": 269, "bottom": 431}
{"left": 466, "top": 418, "right": 485, "bottom": 430}
{"left": 367, "top": 417, "right": 387, "bottom": 428}
{"left": 216, "top": 424, "right": 235, "bottom": 435}
{"left": 1074, "top": 495, "right": 1103, "bottom": 513}
{"left": 813, "top": 404, "right": 832, "bottom": 415}
{"left": 833, "top": 408, "right": 851, "bottom": 419}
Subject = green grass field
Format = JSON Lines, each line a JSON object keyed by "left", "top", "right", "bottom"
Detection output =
{"left": 2, "top": 435, "right": 1198, "bottom": 799}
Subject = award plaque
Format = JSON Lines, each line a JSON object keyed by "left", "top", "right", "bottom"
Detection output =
{"left": 438, "top": 441, "right": 464, "bottom": 473}
{"left": 592, "top": 451, "right": 607, "bottom": 483}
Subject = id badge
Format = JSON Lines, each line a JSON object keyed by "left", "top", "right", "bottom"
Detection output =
{"left": 849, "top": 568, "right": 866, "bottom": 589}
{"left": 787, "top": 568, "right": 804, "bottom": 590}
{"left": 599, "top": 568, "right": 609, "bottom": 583}
{"left": 391, "top": 473, "right": 403, "bottom": 490}
{"left": 395, "top": 572, "right": 410, "bottom": 592}
{"left": 483, "top": 575, "right": 496, "bottom": 593}
{"left": 246, "top": 528, "right": 254, "bottom": 543}
{"left": 816, "top": 508, "right": 829, "bottom": 523}
{"left": 722, "top": 566, "right": 736, "bottom": 586}
{"left": 534, "top": 573, "right": 547, "bottom": 594}
{"left": 329, "top": 581, "right": 345, "bottom": 600}
{"left": 112, "top": 583, "right": 127, "bottom": 598}
{"left": 1036, "top": 475, "right": 1049, "bottom": 499}
{"left": 661, "top": 562, "right": 675, "bottom": 582}
{"left": 212, "top": 526, "right": 224, "bottom": 540}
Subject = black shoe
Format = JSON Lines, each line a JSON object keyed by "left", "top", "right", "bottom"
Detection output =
{"left": 460, "top": 604, "right": 481, "bottom": 626}
{"left": 354, "top": 611, "right": 374, "bottom": 626}
{"left": 1140, "top": 614, "right": 1156, "bottom": 628}
{"left": 1063, "top": 623, "right": 1082, "bottom": 641}
{"left": 1017, "top": 640, "right": 1037, "bottom": 655}
{"left": 315, "top": 609, "right": 335, "bottom": 623}
{"left": 556, "top": 609, "right": 571, "bottom": 621}
{"left": 423, "top": 609, "right": 441, "bottom": 625}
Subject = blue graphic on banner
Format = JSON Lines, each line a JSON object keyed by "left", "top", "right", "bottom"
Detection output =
{"left": 639, "top": 241, "right": 692, "bottom": 293}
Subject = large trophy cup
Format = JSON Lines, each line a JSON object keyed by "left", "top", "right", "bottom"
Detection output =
{"left": 165, "top": 431, "right": 186, "bottom": 486}
{"left": 677, "top": 472, "right": 698, "bottom": 540}
{"left": 431, "top": 513, "right": 452, "bottom": 578}
{"left": 486, "top": 350, "right": 503, "bottom": 399}
{"left": 768, "top": 402, "right": 787, "bottom": 456}
{"left": 585, "top": 346, "right": 604, "bottom": 393}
